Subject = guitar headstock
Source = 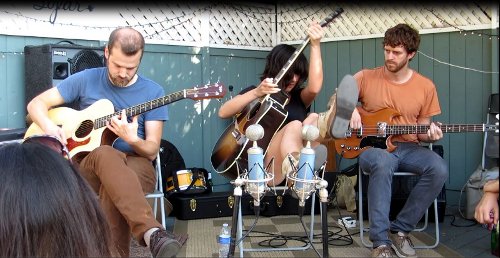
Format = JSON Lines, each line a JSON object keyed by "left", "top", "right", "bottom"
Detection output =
{"left": 319, "top": 7, "right": 344, "bottom": 27}
{"left": 186, "top": 83, "right": 227, "bottom": 101}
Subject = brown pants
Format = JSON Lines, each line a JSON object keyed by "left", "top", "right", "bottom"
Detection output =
{"left": 76, "top": 145, "right": 161, "bottom": 257}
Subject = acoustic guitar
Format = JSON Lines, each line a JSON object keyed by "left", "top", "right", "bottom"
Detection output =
{"left": 211, "top": 8, "right": 344, "bottom": 180}
{"left": 24, "top": 83, "right": 227, "bottom": 159}
{"left": 334, "top": 107, "right": 499, "bottom": 159}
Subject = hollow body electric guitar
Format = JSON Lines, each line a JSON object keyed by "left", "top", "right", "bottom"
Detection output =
{"left": 24, "top": 83, "right": 227, "bottom": 159}
{"left": 334, "top": 107, "right": 499, "bottom": 159}
{"left": 210, "top": 8, "right": 344, "bottom": 180}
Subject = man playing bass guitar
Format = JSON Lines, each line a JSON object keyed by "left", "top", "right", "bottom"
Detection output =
{"left": 217, "top": 21, "right": 359, "bottom": 185}
{"left": 349, "top": 24, "right": 448, "bottom": 258}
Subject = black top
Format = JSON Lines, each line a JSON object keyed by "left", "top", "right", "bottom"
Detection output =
{"left": 239, "top": 85, "right": 310, "bottom": 127}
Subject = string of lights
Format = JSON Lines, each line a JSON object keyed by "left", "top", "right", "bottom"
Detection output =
{"left": 418, "top": 51, "right": 499, "bottom": 74}
{"left": 0, "top": 51, "right": 24, "bottom": 59}
{"left": 425, "top": 7, "right": 499, "bottom": 40}
{"left": 223, "top": 3, "right": 334, "bottom": 25}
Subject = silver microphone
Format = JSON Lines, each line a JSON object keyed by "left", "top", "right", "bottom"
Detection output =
{"left": 245, "top": 124, "right": 266, "bottom": 207}
{"left": 294, "top": 125, "right": 319, "bottom": 207}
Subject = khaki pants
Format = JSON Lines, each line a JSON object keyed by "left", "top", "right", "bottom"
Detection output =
{"left": 76, "top": 145, "right": 161, "bottom": 257}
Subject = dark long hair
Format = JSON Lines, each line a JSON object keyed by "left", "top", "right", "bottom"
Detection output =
{"left": 260, "top": 44, "right": 309, "bottom": 90}
{"left": 0, "top": 142, "right": 114, "bottom": 257}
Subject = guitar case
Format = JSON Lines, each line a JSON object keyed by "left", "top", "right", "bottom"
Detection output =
{"left": 168, "top": 190, "right": 320, "bottom": 220}
{"left": 240, "top": 190, "right": 321, "bottom": 217}
{"left": 168, "top": 191, "right": 236, "bottom": 220}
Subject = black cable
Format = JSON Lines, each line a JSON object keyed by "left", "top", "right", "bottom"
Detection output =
{"left": 234, "top": 208, "right": 260, "bottom": 246}
{"left": 327, "top": 189, "right": 354, "bottom": 246}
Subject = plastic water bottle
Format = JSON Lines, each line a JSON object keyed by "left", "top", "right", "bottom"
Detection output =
{"left": 218, "top": 223, "right": 230, "bottom": 258}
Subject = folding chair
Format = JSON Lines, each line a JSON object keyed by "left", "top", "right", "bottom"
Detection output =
{"left": 357, "top": 145, "right": 440, "bottom": 249}
{"left": 145, "top": 152, "right": 167, "bottom": 229}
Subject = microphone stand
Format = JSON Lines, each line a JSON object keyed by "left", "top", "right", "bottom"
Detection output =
{"left": 229, "top": 124, "right": 271, "bottom": 258}
{"left": 228, "top": 177, "right": 243, "bottom": 258}
{"left": 287, "top": 125, "right": 331, "bottom": 257}
{"left": 318, "top": 175, "right": 329, "bottom": 258}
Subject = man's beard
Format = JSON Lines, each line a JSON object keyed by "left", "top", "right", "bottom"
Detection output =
{"left": 109, "top": 74, "right": 131, "bottom": 87}
{"left": 384, "top": 59, "right": 407, "bottom": 73}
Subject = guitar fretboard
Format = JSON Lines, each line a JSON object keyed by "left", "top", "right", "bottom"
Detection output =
{"left": 353, "top": 124, "right": 496, "bottom": 135}
{"left": 387, "top": 124, "right": 491, "bottom": 134}
{"left": 93, "top": 90, "right": 186, "bottom": 129}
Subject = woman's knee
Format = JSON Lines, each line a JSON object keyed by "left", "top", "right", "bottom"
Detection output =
{"left": 284, "top": 120, "right": 303, "bottom": 132}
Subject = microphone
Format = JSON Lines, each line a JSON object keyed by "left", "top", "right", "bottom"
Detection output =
{"left": 294, "top": 125, "right": 319, "bottom": 207}
{"left": 245, "top": 124, "right": 266, "bottom": 207}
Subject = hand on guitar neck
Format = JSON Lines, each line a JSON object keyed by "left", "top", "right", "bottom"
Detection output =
{"left": 335, "top": 107, "right": 499, "bottom": 159}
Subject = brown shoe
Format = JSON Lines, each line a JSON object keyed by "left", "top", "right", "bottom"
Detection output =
{"left": 150, "top": 229, "right": 188, "bottom": 258}
{"left": 317, "top": 74, "right": 358, "bottom": 139}
{"left": 372, "top": 245, "right": 395, "bottom": 257}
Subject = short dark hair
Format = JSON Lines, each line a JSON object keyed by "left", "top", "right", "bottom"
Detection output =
{"left": 107, "top": 27, "right": 145, "bottom": 58}
{"left": 383, "top": 23, "right": 421, "bottom": 54}
{"left": 260, "top": 44, "right": 308, "bottom": 90}
{"left": 0, "top": 142, "right": 114, "bottom": 256}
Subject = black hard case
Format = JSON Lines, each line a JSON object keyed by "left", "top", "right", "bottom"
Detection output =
{"left": 168, "top": 190, "right": 320, "bottom": 220}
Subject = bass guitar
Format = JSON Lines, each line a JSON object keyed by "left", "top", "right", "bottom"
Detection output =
{"left": 334, "top": 108, "right": 499, "bottom": 159}
{"left": 24, "top": 83, "right": 227, "bottom": 159}
{"left": 211, "top": 8, "right": 344, "bottom": 180}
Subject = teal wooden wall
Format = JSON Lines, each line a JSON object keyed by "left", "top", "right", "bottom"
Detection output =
{"left": 1, "top": 29, "right": 498, "bottom": 203}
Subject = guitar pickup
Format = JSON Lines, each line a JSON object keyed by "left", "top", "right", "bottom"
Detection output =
{"left": 376, "top": 122, "right": 387, "bottom": 137}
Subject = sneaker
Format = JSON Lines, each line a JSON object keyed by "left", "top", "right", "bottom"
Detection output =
{"left": 150, "top": 228, "right": 189, "bottom": 258}
{"left": 317, "top": 74, "right": 359, "bottom": 139}
{"left": 389, "top": 232, "right": 417, "bottom": 258}
{"left": 372, "top": 245, "right": 395, "bottom": 257}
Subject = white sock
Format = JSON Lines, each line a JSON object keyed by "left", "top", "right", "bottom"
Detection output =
{"left": 144, "top": 227, "right": 160, "bottom": 247}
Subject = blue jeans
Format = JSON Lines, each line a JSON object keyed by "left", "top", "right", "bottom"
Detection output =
{"left": 359, "top": 142, "right": 448, "bottom": 248}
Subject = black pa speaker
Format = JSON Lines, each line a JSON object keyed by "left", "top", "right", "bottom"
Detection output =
{"left": 24, "top": 43, "right": 105, "bottom": 106}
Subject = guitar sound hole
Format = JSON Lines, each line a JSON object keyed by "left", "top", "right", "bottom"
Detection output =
{"left": 75, "top": 120, "right": 94, "bottom": 138}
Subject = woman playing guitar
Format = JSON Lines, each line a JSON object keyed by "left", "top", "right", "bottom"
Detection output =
{"left": 216, "top": 21, "right": 358, "bottom": 185}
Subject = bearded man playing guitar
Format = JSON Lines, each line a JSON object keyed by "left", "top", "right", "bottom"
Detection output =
{"left": 217, "top": 21, "right": 359, "bottom": 185}
{"left": 349, "top": 24, "right": 449, "bottom": 258}
{"left": 26, "top": 27, "right": 188, "bottom": 258}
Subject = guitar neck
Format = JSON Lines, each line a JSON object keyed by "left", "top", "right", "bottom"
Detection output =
{"left": 94, "top": 90, "right": 186, "bottom": 129}
{"left": 384, "top": 124, "right": 492, "bottom": 134}
{"left": 272, "top": 8, "right": 343, "bottom": 85}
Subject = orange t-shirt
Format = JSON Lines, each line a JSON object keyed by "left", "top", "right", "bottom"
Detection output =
{"left": 354, "top": 66, "right": 441, "bottom": 143}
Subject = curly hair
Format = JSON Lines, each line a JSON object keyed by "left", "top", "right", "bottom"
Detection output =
{"left": 383, "top": 23, "right": 421, "bottom": 54}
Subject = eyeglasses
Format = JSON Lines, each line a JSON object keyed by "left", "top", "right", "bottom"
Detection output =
{"left": 23, "top": 135, "right": 72, "bottom": 163}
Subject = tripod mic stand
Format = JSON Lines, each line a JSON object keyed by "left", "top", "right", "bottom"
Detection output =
{"left": 286, "top": 124, "right": 330, "bottom": 257}
{"left": 228, "top": 124, "right": 273, "bottom": 258}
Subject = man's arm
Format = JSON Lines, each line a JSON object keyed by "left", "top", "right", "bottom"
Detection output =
{"left": 475, "top": 179, "right": 499, "bottom": 225}
{"left": 26, "top": 87, "right": 67, "bottom": 143}
{"left": 106, "top": 111, "right": 163, "bottom": 161}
